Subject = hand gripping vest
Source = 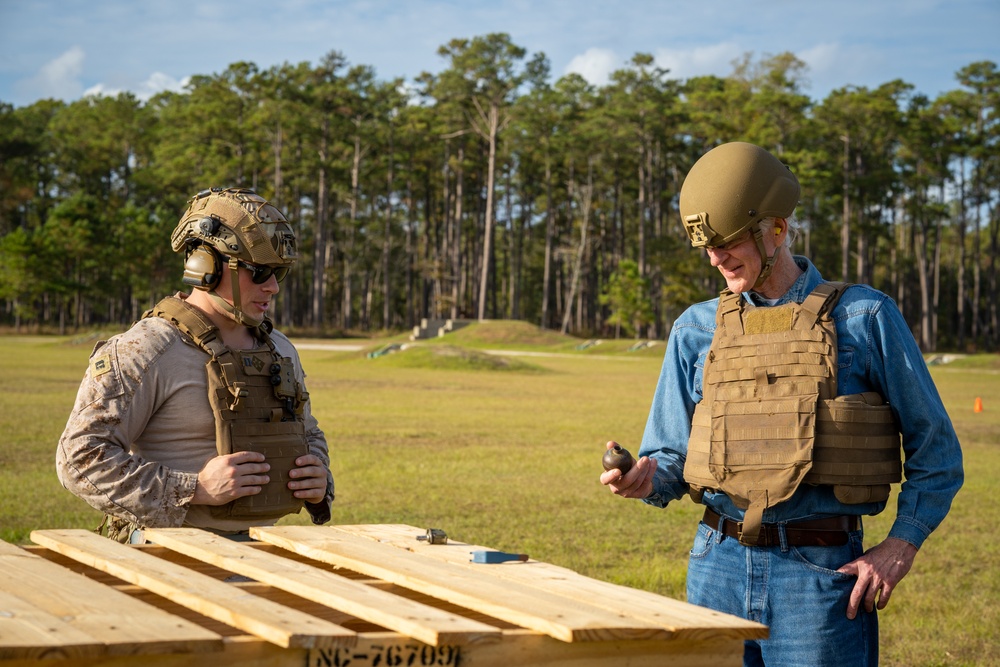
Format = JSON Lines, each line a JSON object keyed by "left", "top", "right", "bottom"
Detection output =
{"left": 682, "top": 283, "right": 902, "bottom": 545}
{"left": 144, "top": 296, "right": 310, "bottom": 521}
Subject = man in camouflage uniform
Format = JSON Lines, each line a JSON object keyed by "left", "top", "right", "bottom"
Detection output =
{"left": 57, "top": 187, "right": 334, "bottom": 542}
{"left": 600, "top": 143, "right": 963, "bottom": 665}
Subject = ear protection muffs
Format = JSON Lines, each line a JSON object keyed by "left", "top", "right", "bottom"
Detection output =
{"left": 182, "top": 245, "right": 222, "bottom": 290}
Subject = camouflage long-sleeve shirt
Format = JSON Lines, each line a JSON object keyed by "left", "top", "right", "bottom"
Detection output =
{"left": 56, "top": 313, "right": 333, "bottom": 531}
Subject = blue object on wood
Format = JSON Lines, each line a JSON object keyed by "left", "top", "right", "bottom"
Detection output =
{"left": 469, "top": 550, "right": 529, "bottom": 564}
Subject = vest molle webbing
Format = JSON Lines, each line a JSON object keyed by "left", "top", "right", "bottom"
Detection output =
{"left": 683, "top": 283, "right": 902, "bottom": 545}
{"left": 143, "top": 296, "right": 309, "bottom": 522}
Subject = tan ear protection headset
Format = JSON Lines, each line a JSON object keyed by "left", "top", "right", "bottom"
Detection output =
{"left": 182, "top": 245, "right": 222, "bottom": 289}
{"left": 181, "top": 216, "right": 223, "bottom": 290}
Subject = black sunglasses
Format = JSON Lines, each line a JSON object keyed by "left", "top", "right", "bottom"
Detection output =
{"left": 236, "top": 259, "right": 289, "bottom": 284}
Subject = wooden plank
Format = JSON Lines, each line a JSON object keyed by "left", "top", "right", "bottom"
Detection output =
{"left": 437, "top": 630, "right": 745, "bottom": 667}
{"left": 0, "top": 588, "right": 104, "bottom": 661}
{"left": 332, "top": 524, "right": 767, "bottom": 641}
{"left": 0, "top": 538, "right": 221, "bottom": 660}
{"left": 309, "top": 630, "right": 744, "bottom": 667}
{"left": 143, "top": 527, "right": 502, "bottom": 647}
{"left": 0, "top": 631, "right": 745, "bottom": 667}
{"left": 29, "top": 529, "right": 356, "bottom": 650}
{"left": 252, "top": 526, "right": 669, "bottom": 643}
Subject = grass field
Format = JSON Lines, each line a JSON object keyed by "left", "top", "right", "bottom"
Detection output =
{"left": 0, "top": 325, "right": 997, "bottom": 666}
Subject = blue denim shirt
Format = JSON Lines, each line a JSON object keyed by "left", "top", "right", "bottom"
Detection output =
{"left": 639, "top": 256, "right": 964, "bottom": 549}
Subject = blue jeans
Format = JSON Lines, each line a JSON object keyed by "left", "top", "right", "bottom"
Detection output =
{"left": 686, "top": 519, "right": 878, "bottom": 666}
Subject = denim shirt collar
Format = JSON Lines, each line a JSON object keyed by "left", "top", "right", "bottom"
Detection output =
{"left": 742, "top": 256, "right": 822, "bottom": 307}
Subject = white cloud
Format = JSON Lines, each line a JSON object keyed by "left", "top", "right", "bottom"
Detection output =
{"left": 564, "top": 47, "right": 619, "bottom": 86}
{"left": 137, "top": 72, "right": 190, "bottom": 99}
{"left": 796, "top": 42, "right": 887, "bottom": 95}
{"left": 653, "top": 42, "right": 742, "bottom": 81}
{"left": 797, "top": 43, "right": 843, "bottom": 74}
{"left": 83, "top": 72, "right": 190, "bottom": 101}
{"left": 29, "top": 46, "right": 86, "bottom": 100}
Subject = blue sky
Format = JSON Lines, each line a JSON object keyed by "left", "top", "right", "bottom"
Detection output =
{"left": 0, "top": 0, "right": 997, "bottom": 108}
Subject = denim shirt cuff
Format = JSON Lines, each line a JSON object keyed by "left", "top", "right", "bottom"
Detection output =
{"left": 887, "top": 516, "right": 930, "bottom": 550}
{"left": 641, "top": 491, "right": 669, "bottom": 508}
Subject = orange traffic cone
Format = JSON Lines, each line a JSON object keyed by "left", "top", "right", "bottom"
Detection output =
{"left": 974, "top": 397, "right": 983, "bottom": 413}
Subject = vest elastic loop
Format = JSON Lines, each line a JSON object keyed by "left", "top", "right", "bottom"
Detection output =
{"left": 739, "top": 489, "right": 769, "bottom": 546}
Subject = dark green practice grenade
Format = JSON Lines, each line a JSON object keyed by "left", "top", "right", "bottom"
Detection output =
{"left": 602, "top": 444, "right": 635, "bottom": 475}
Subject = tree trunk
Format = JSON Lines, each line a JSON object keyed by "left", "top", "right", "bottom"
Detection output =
{"left": 541, "top": 158, "right": 554, "bottom": 329}
{"left": 956, "top": 158, "right": 967, "bottom": 349}
{"left": 841, "top": 134, "right": 851, "bottom": 281}
{"left": 637, "top": 144, "right": 647, "bottom": 277}
{"left": 562, "top": 166, "right": 593, "bottom": 335}
{"left": 914, "top": 185, "right": 935, "bottom": 352}
{"left": 312, "top": 118, "right": 329, "bottom": 328}
{"left": 450, "top": 145, "right": 464, "bottom": 320}
{"left": 382, "top": 124, "right": 394, "bottom": 330}
{"left": 477, "top": 103, "right": 499, "bottom": 322}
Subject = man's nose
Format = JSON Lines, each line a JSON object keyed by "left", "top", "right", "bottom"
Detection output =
{"left": 706, "top": 247, "right": 728, "bottom": 267}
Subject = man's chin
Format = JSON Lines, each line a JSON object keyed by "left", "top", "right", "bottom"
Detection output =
{"left": 725, "top": 278, "right": 750, "bottom": 294}
{"left": 242, "top": 312, "right": 266, "bottom": 327}
{"left": 226, "top": 307, "right": 265, "bottom": 328}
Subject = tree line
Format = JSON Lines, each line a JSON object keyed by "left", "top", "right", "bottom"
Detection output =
{"left": 1, "top": 34, "right": 997, "bottom": 351}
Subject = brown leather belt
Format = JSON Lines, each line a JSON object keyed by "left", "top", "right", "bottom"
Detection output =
{"left": 702, "top": 508, "right": 859, "bottom": 547}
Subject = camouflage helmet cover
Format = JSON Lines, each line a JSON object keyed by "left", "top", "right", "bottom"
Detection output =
{"left": 170, "top": 187, "right": 297, "bottom": 266}
{"left": 679, "top": 142, "right": 800, "bottom": 248}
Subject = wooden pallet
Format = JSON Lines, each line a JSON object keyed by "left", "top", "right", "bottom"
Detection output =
{"left": 1, "top": 524, "right": 766, "bottom": 666}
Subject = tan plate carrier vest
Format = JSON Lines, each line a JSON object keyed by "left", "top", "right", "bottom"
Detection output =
{"left": 144, "top": 296, "right": 310, "bottom": 521}
{"left": 682, "top": 283, "right": 902, "bottom": 546}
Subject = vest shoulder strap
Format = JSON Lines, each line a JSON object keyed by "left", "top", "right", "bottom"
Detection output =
{"left": 717, "top": 290, "right": 744, "bottom": 334}
{"left": 143, "top": 295, "right": 227, "bottom": 359}
{"left": 799, "top": 281, "right": 850, "bottom": 326}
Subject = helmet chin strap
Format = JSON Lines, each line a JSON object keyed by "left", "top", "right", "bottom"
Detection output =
{"left": 750, "top": 222, "right": 779, "bottom": 290}
{"left": 207, "top": 256, "right": 266, "bottom": 329}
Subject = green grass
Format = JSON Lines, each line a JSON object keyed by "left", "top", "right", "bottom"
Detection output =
{"left": 1, "top": 327, "right": 997, "bottom": 666}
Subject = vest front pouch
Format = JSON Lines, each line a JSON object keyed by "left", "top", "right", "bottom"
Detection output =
{"left": 225, "top": 420, "right": 308, "bottom": 517}
{"left": 710, "top": 390, "right": 819, "bottom": 545}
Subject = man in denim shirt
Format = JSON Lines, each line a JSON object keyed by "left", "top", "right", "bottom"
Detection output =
{"left": 601, "top": 143, "right": 963, "bottom": 666}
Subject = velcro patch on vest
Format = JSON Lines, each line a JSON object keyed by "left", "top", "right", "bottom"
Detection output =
{"left": 744, "top": 306, "right": 793, "bottom": 335}
{"left": 239, "top": 350, "right": 273, "bottom": 375}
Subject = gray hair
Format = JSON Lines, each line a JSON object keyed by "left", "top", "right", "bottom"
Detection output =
{"left": 761, "top": 215, "right": 799, "bottom": 248}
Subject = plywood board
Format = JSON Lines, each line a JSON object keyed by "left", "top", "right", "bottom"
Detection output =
{"left": 2, "top": 526, "right": 756, "bottom": 667}
{"left": 0, "top": 538, "right": 221, "bottom": 660}
{"left": 330, "top": 524, "right": 767, "bottom": 640}
{"left": 252, "top": 525, "right": 670, "bottom": 643}
{"left": 143, "top": 527, "right": 501, "bottom": 647}
{"left": 29, "top": 529, "right": 356, "bottom": 650}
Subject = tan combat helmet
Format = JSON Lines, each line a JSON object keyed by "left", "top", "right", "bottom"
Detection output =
{"left": 679, "top": 142, "right": 799, "bottom": 288}
{"left": 171, "top": 187, "right": 297, "bottom": 328}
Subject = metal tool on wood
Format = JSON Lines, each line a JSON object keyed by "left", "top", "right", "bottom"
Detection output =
{"left": 416, "top": 528, "right": 448, "bottom": 544}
